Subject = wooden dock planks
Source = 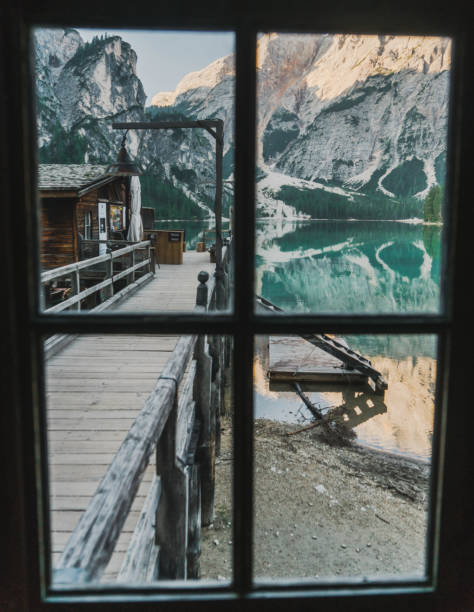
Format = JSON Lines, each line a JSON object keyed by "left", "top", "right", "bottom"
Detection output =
{"left": 47, "top": 251, "right": 214, "bottom": 582}
{"left": 268, "top": 336, "right": 367, "bottom": 384}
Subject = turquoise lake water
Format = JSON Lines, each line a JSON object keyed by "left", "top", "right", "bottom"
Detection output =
{"left": 254, "top": 219, "right": 441, "bottom": 461}
{"left": 157, "top": 218, "right": 442, "bottom": 460}
{"left": 255, "top": 219, "right": 442, "bottom": 316}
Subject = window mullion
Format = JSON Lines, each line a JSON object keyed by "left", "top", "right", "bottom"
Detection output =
{"left": 232, "top": 24, "right": 257, "bottom": 593}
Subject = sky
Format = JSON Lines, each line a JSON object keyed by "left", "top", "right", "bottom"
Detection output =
{"left": 78, "top": 29, "right": 235, "bottom": 102}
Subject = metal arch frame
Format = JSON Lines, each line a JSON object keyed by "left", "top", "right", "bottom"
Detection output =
{"left": 112, "top": 120, "right": 226, "bottom": 308}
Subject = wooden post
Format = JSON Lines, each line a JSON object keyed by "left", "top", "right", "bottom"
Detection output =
{"left": 196, "top": 270, "right": 209, "bottom": 308}
{"left": 155, "top": 394, "right": 189, "bottom": 579}
{"left": 71, "top": 269, "right": 80, "bottom": 311}
{"left": 194, "top": 271, "right": 214, "bottom": 525}
{"left": 105, "top": 251, "right": 114, "bottom": 300}
{"left": 223, "top": 336, "right": 233, "bottom": 417}
{"left": 194, "top": 336, "right": 214, "bottom": 526}
{"left": 209, "top": 335, "right": 222, "bottom": 456}
{"left": 131, "top": 247, "right": 136, "bottom": 283}
{"left": 214, "top": 120, "right": 225, "bottom": 311}
{"left": 186, "top": 464, "right": 201, "bottom": 579}
{"left": 150, "top": 245, "right": 156, "bottom": 275}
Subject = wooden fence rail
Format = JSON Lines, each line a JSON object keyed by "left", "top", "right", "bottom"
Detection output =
{"left": 54, "top": 240, "right": 232, "bottom": 585}
{"left": 41, "top": 240, "right": 155, "bottom": 314}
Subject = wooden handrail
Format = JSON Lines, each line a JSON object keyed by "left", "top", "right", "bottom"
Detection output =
{"left": 54, "top": 240, "right": 232, "bottom": 584}
{"left": 42, "top": 241, "right": 152, "bottom": 313}
{"left": 56, "top": 334, "right": 197, "bottom": 583}
{"left": 41, "top": 241, "right": 150, "bottom": 283}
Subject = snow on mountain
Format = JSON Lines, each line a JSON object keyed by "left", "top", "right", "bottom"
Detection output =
{"left": 152, "top": 33, "right": 451, "bottom": 212}
{"left": 35, "top": 30, "right": 451, "bottom": 219}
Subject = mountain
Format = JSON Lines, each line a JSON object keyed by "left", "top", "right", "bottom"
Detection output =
{"left": 153, "top": 33, "right": 451, "bottom": 218}
{"left": 35, "top": 30, "right": 451, "bottom": 220}
{"left": 35, "top": 29, "right": 221, "bottom": 219}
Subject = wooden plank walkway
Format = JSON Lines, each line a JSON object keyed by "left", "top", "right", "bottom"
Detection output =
{"left": 46, "top": 251, "right": 214, "bottom": 582}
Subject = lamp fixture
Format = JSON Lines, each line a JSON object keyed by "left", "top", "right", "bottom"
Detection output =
{"left": 106, "top": 131, "right": 141, "bottom": 176}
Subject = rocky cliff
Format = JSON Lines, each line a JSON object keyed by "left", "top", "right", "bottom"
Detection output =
{"left": 35, "top": 30, "right": 451, "bottom": 219}
{"left": 257, "top": 35, "right": 450, "bottom": 200}
{"left": 35, "top": 28, "right": 221, "bottom": 218}
{"left": 152, "top": 33, "right": 451, "bottom": 217}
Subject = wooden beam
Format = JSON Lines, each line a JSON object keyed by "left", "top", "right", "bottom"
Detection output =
{"left": 112, "top": 120, "right": 222, "bottom": 132}
{"left": 39, "top": 190, "right": 77, "bottom": 198}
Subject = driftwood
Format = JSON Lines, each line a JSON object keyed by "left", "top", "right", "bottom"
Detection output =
{"left": 289, "top": 392, "right": 357, "bottom": 446}
{"left": 292, "top": 383, "right": 323, "bottom": 420}
{"left": 287, "top": 421, "right": 322, "bottom": 436}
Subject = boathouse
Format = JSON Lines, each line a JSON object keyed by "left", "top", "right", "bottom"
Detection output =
{"left": 38, "top": 164, "right": 130, "bottom": 270}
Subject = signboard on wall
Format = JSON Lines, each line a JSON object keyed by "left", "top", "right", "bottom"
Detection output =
{"left": 98, "top": 201, "right": 107, "bottom": 255}
{"left": 110, "top": 205, "right": 124, "bottom": 232}
{"left": 168, "top": 231, "right": 182, "bottom": 242}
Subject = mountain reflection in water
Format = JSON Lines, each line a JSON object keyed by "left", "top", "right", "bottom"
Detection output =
{"left": 254, "top": 219, "right": 441, "bottom": 462}
{"left": 254, "top": 337, "right": 436, "bottom": 462}
{"left": 255, "top": 219, "right": 442, "bottom": 314}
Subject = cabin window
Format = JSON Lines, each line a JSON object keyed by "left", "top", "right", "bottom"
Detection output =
{"left": 6, "top": 8, "right": 469, "bottom": 611}
{"left": 84, "top": 211, "right": 92, "bottom": 240}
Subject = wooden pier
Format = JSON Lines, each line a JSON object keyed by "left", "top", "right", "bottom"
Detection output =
{"left": 46, "top": 250, "right": 225, "bottom": 583}
{"left": 268, "top": 336, "right": 368, "bottom": 384}
{"left": 257, "top": 295, "right": 387, "bottom": 395}
{"left": 45, "top": 242, "right": 383, "bottom": 585}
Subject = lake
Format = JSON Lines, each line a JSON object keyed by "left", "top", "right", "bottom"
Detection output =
{"left": 157, "top": 218, "right": 442, "bottom": 461}
{"left": 255, "top": 219, "right": 442, "bottom": 462}
{"left": 255, "top": 218, "right": 442, "bottom": 315}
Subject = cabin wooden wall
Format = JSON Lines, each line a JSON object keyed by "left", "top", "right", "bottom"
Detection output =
{"left": 76, "top": 193, "right": 99, "bottom": 240}
{"left": 40, "top": 179, "right": 129, "bottom": 271}
{"left": 40, "top": 199, "right": 76, "bottom": 270}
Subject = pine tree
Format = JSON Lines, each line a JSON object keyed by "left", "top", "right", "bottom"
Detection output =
{"left": 424, "top": 185, "right": 443, "bottom": 222}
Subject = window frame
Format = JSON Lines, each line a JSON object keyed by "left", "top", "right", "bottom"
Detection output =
{"left": 2, "top": 1, "right": 473, "bottom": 610}
{"left": 84, "top": 210, "right": 92, "bottom": 240}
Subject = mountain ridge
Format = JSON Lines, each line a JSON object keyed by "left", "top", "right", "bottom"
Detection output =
{"left": 35, "top": 30, "right": 451, "bottom": 219}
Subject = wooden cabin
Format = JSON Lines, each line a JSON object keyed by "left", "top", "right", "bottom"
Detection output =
{"left": 38, "top": 164, "right": 130, "bottom": 270}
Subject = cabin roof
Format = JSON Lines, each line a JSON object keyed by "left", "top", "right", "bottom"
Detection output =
{"left": 38, "top": 164, "right": 112, "bottom": 195}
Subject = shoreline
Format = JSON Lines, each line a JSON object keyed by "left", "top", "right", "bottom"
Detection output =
{"left": 200, "top": 416, "right": 429, "bottom": 581}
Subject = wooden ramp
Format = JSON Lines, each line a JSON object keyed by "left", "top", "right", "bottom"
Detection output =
{"left": 268, "top": 336, "right": 367, "bottom": 384}
{"left": 46, "top": 251, "right": 214, "bottom": 582}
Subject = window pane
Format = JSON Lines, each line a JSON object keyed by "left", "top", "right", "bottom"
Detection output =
{"left": 34, "top": 28, "right": 234, "bottom": 314}
{"left": 254, "top": 333, "right": 436, "bottom": 581}
{"left": 45, "top": 333, "right": 233, "bottom": 586}
{"left": 255, "top": 33, "right": 450, "bottom": 314}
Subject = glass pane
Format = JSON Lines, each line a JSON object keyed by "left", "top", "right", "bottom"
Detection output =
{"left": 254, "top": 333, "right": 436, "bottom": 581}
{"left": 255, "top": 33, "right": 451, "bottom": 314}
{"left": 45, "top": 333, "right": 233, "bottom": 586}
{"left": 34, "top": 28, "right": 234, "bottom": 314}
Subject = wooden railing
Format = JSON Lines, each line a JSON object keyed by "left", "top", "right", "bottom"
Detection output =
{"left": 41, "top": 240, "right": 155, "bottom": 314}
{"left": 201, "top": 228, "right": 231, "bottom": 250}
{"left": 54, "top": 242, "right": 232, "bottom": 585}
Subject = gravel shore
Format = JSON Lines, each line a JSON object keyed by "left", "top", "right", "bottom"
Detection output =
{"left": 200, "top": 417, "right": 430, "bottom": 582}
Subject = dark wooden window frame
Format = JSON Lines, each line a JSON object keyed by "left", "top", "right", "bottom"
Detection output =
{"left": 84, "top": 210, "right": 92, "bottom": 240}
{"left": 2, "top": 1, "right": 472, "bottom": 611}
